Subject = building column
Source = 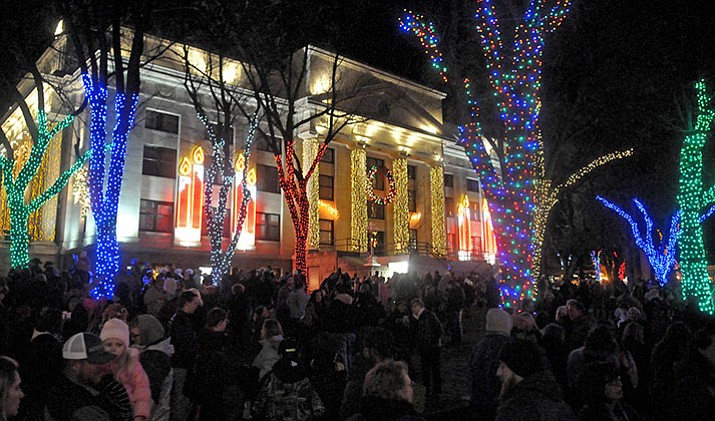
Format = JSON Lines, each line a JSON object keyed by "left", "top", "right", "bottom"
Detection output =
{"left": 303, "top": 137, "right": 320, "bottom": 250}
{"left": 392, "top": 157, "right": 409, "bottom": 253}
{"left": 350, "top": 147, "right": 368, "bottom": 252}
{"left": 430, "top": 165, "right": 447, "bottom": 257}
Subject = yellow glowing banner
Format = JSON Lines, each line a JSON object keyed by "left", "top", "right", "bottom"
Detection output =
{"left": 233, "top": 153, "right": 256, "bottom": 250}
{"left": 482, "top": 197, "right": 498, "bottom": 263}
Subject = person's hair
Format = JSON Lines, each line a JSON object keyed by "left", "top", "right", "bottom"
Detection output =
{"left": 206, "top": 308, "right": 228, "bottom": 328}
{"left": 0, "top": 356, "right": 19, "bottom": 421}
{"left": 178, "top": 290, "right": 197, "bottom": 308}
{"left": 410, "top": 298, "right": 424, "bottom": 308}
{"left": 253, "top": 305, "right": 267, "bottom": 316}
{"left": 541, "top": 323, "right": 565, "bottom": 344}
{"left": 36, "top": 307, "right": 62, "bottom": 334}
{"left": 566, "top": 299, "right": 585, "bottom": 314}
{"left": 363, "top": 360, "right": 409, "bottom": 401}
{"left": 622, "top": 321, "right": 645, "bottom": 344}
{"left": 578, "top": 361, "right": 620, "bottom": 404}
{"left": 261, "top": 319, "right": 283, "bottom": 338}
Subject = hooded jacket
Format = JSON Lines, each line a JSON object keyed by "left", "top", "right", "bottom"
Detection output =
{"left": 496, "top": 370, "right": 578, "bottom": 421}
{"left": 252, "top": 358, "right": 325, "bottom": 421}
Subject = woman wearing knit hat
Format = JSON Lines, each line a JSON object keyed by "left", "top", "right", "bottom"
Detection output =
{"left": 101, "top": 318, "right": 152, "bottom": 421}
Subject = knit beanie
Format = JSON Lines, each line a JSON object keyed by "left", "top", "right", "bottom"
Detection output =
{"left": 499, "top": 339, "right": 547, "bottom": 379}
{"left": 486, "top": 308, "right": 513, "bottom": 336}
{"left": 137, "top": 314, "right": 166, "bottom": 345}
{"left": 101, "top": 318, "right": 130, "bottom": 347}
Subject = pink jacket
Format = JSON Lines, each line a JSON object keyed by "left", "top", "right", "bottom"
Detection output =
{"left": 113, "top": 348, "right": 152, "bottom": 418}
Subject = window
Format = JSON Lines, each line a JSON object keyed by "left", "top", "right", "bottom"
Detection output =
{"left": 256, "top": 212, "right": 280, "bottom": 241}
{"left": 407, "top": 165, "right": 416, "bottom": 180}
{"left": 467, "top": 178, "right": 480, "bottom": 192}
{"left": 366, "top": 157, "right": 385, "bottom": 190}
{"left": 139, "top": 200, "right": 173, "bottom": 233}
{"left": 444, "top": 174, "right": 454, "bottom": 188}
{"left": 319, "top": 175, "right": 334, "bottom": 200}
{"left": 319, "top": 219, "right": 334, "bottom": 245}
{"left": 255, "top": 132, "right": 274, "bottom": 152}
{"left": 321, "top": 148, "right": 334, "bottom": 164}
{"left": 470, "top": 201, "right": 481, "bottom": 221}
{"left": 142, "top": 146, "right": 177, "bottom": 178}
{"left": 408, "top": 189, "right": 416, "bottom": 212}
{"left": 256, "top": 164, "right": 280, "bottom": 193}
{"left": 145, "top": 110, "right": 179, "bottom": 134}
{"left": 369, "top": 231, "right": 385, "bottom": 254}
{"left": 445, "top": 197, "right": 455, "bottom": 217}
{"left": 368, "top": 202, "right": 385, "bottom": 220}
{"left": 409, "top": 229, "right": 418, "bottom": 251}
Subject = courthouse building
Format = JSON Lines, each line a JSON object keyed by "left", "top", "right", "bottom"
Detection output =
{"left": 0, "top": 33, "right": 496, "bottom": 288}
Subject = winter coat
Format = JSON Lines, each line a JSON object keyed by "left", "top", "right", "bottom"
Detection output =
{"left": 346, "top": 396, "right": 426, "bottom": 421}
{"left": 139, "top": 338, "right": 174, "bottom": 421}
{"left": 287, "top": 288, "right": 310, "bottom": 320}
{"left": 112, "top": 348, "right": 152, "bottom": 419}
{"left": 409, "top": 309, "right": 442, "bottom": 353}
{"left": 143, "top": 286, "right": 168, "bottom": 317}
{"left": 45, "top": 374, "right": 122, "bottom": 421}
{"left": 190, "top": 329, "right": 230, "bottom": 405}
{"left": 253, "top": 358, "right": 325, "bottom": 421}
{"left": 469, "top": 333, "right": 511, "bottom": 414}
{"left": 252, "top": 335, "right": 283, "bottom": 379}
{"left": 495, "top": 370, "right": 578, "bottom": 421}
{"left": 666, "top": 355, "right": 715, "bottom": 421}
{"left": 579, "top": 401, "right": 641, "bottom": 421}
{"left": 168, "top": 310, "right": 197, "bottom": 369}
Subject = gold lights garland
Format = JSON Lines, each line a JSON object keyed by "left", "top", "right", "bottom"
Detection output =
{"left": 393, "top": 158, "right": 409, "bottom": 253}
{"left": 430, "top": 165, "right": 446, "bottom": 256}
{"left": 351, "top": 148, "right": 368, "bottom": 252}
{"left": 304, "top": 138, "right": 320, "bottom": 249}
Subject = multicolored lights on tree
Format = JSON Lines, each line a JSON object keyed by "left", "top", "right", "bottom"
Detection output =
{"left": 676, "top": 79, "right": 715, "bottom": 314}
{"left": 590, "top": 251, "right": 602, "bottom": 281}
{"left": 0, "top": 110, "right": 90, "bottom": 268}
{"left": 400, "top": 1, "right": 573, "bottom": 307}
{"left": 82, "top": 74, "right": 139, "bottom": 299}
{"left": 175, "top": 146, "right": 205, "bottom": 245}
{"left": 597, "top": 196, "right": 680, "bottom": 286}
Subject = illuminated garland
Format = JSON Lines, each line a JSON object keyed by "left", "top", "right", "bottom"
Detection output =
{"left": 198, "top": 113, "right": 259, "bottom": 283}
{"left": 367, "top": 165, "right": 397, "bottom": 205}
{"left": 0, "top": 109, "right": 87, "bottom": 268}
{"left": 71, "top": 165, "right": 91, "bottom": 218}
{"left": 590, "top": 250, "right": 601, "bottom": 281}
{"left": 351, "top": 148, "right": 368, "bottom": 252}
{"left": 304, "top": 138, "right": 321, "bottom": 249}
{"left": 82, "top": 73, "right": 138, "bottom": 299}
{"left": 429, "top": 165, "right": 446, "bottom": 257}
{"left": 676, "top": 79, "right": 715, "bottom": 314}
{"left": 597, "top": 196, "right": 680, "bottom": 285}
{"left": 392, "top": 158, "right": 409, "bottom": 252}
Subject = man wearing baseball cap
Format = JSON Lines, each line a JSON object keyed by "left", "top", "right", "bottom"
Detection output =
{"left": 46, "top": 332, "right": 131, "bottom": 421}
{"left": 495, "top": 339, "right": 577, "bottom": 421}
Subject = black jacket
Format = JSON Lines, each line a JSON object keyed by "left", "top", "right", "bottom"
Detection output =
{"left": 346, "top": 396, "right": 426, "bottom": 421}
{"left": 496, "top": 370, "right": 578, "bottom": 421}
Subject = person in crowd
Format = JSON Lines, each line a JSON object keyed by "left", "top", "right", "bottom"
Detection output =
{"left": 384, "top": 300, "right": 412, "bottom": 364}
{"left": 189, "top": 308, "right": 232, "bottom": 421}
{"left": 301, "top": 290, "right": 327, "bottom": 332}
{"left": 252, "top": 319, "right": 285, "bottom": 380}
{"left": 101, "top": 318, "right": 152, "bottom": 421}
{"left": 566, "top": 325, "right": 620, "bottom": 391}
{"left": 565, "top": 299, "right": 594, "bottom": 351}
{"left": 252, "top": 339, "right": 325, "bottom": 421}
{"left": 15, "top": 307, "right": 63, "bottom": 421}
{"left": 341, "top": 328, "right": 396, "bottom": 419}
{"left": 129, "top": 315, "right": 173, "bottom": 421}
{"left": 347, "top": 360, "right": 425, "bottom": 421}
{"left": 495, "top": 339, "right": 578, "bottom": 421}
{"left": 445, "top": 279, "right": 465, "bottom": 346}
{"left": 409, "top": 298, "right": 442, "bottom": 396}
{"left": 578, "top": 362, "right": 641, "bottom": 421}
{"left": 469, "top": 308, "right": 513, "bottom": 419}
{"left": 667, "top": 323, "right": 715, "bottom": 421}
{"left": 168, "top": 290, "right": 202, "bottom": 421}
{"left": 0, "top": 357, "right": 23, "bottom": 421}
{"left": 286, "top": 278, "right": 309, "bottom": 337}
{"left": 143, "top": 277, "right": 168, "bottom": 318}
{"left": 539, "top": 323, "right": 569, "bottom": 390}
{"left": 46, "top": 332, "right": 130, "bottom": 421}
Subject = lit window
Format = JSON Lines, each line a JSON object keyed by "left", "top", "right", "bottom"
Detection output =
{"left": 140, "top": 200, "right": 174, "bottom": 233}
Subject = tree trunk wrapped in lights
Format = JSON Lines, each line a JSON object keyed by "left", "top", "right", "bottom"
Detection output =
{"left": 676, "top": 79, "right": 715, "bottom": 314}
{"left": 400, "top": 1, "right": 632, "bottom": 306}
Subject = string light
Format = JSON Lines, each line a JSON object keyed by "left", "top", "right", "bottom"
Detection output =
{"left": 367, "top": 165, "right": 397, "bottom": 205}
{"left": 319, "top": 200, "right": 339, "bottom": 219}
{"left": 71, "top": 165, "right": 91, "bottom": 218}
{"left": 429, "top": 165, "right": 446, "bottom": 257}
{"left": 401, "top": 2, "right": 573, "bottom": 307}
{"left": 392, "top": 158, "right": 409, "bottom": 252}
{"left": 0, "top": 109, "right": 85, "bottom": 268}
{"left": 82, "top": 73, "right": 139, "bottom": 299}
{"left": 304, "top": 138, "right": 320, "bottom": 249}
{"left": 351, "top": 148, "right": 368, "bottom": 252}
{"left": 676, "top": 79, "right": 715, "bottom": 314}
{"left": 597, "top": 196, "right": 680, "bottom": 286}
{"left": 590, "top": 250, "right": 601, "bottom": 281}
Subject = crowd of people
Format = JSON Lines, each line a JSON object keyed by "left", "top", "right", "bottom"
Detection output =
{"left": 0, "top": 257, "right": 714, "bottom": 421}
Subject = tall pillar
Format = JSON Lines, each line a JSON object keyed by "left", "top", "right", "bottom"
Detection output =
{"left": 350, "top": 147, "right": 368, "bottom": 252}
{"left": 303, "top": 138, "right": 320, "bottom": 249}
{"left": 430, "top": 165, "right": 447, "bottom": 257}
{"left": 392, "top": 157, "right": 409, "bottom": 253}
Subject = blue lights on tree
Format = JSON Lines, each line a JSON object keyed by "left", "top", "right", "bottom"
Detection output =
{"left": 597, "top": 196, "right": 680, "bottom": 285}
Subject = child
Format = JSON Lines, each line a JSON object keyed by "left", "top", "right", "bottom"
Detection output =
{"left": 101, "top": 318, "right": 153, "bottom": 421}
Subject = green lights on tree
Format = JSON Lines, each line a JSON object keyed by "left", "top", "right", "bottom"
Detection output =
{"left": 676, "top": 79, "right": 715, "bottom": 314}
